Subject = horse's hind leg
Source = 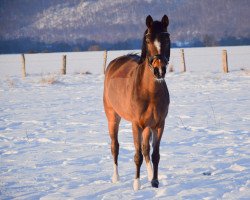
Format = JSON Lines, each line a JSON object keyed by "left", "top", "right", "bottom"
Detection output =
{"left": 142, "top": 127, "right": 153, "bottom": 181}
{"left": 107, "top": 110, "right": 121, "bottom": 183}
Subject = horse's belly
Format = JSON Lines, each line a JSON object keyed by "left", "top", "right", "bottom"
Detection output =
{"left": 107, "top": 78, "right": 134, "bottom": 120}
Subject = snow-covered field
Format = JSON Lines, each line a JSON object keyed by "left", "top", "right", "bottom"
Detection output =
{"left": 1, "top": 47, "right": 250, "bottom": 199}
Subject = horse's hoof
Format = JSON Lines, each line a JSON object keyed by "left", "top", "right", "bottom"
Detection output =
{"left": 151, "top": 179, "right": 159, "bottom": 188}
{"left": 133, "top": 178, "right": 141, "bottom": 191}
{"left": 112, "top": 173, "right": 120, "bottom": 183}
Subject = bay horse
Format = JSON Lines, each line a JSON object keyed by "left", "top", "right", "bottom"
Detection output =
{"left": 103, "top": 15, "right": 170, "bottom": 190}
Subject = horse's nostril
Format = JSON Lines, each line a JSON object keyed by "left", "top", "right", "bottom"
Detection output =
{"left": 153, "top": 67, "right": 166, "bottom": 78}
{"left": 154, "top": 68, "right": 160, "bottom": 77}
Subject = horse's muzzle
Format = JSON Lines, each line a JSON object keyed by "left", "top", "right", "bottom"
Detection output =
{"left": 154, "top": 66, "right": 166, "bottom": 79}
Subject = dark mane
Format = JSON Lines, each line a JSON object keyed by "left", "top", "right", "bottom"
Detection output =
{"left": 139, "top": 30, "right": 148, "bottom": 64}
{"left": 124, "top": 53, "right": 141, "bottom": 63}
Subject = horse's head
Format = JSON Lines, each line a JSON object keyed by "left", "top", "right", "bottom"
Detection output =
{"left": 140, "top": 15, "right": 170, "bottom": 79}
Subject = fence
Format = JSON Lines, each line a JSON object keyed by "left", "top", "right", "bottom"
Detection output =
{"left": 0, "top": 46, "right": 249, "bottom": 78}
{"left": 170, "top": 46, "right": 250, "bottom": 73}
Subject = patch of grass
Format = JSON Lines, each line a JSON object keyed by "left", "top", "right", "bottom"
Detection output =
{"left": 241, "top": 68, "right": 250, "bottom": 75}
{"left": 74, "top": 71, "right": 92, "bottom": 75}
{"left": 40, "top": 74, "right": 59, "bottom": 85}
{"left": 6, "top": 77, "right": 15, "bottom": 88}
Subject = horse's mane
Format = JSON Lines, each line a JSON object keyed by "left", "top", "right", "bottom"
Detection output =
{"left": 139, "top": 30, "right": 148, "bottom": 64}
{"left": 126, "top": 53, "right": 140, "bottom": 63}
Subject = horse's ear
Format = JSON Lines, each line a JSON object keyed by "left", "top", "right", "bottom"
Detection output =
{"left": 139, "top": 31, "right": 147, "bottom": 64}
{"left": 146, "top": 15, "right": 153, "bottom": 28}
{"left": 161, "top": 15, "right": 169, "bottom": 29}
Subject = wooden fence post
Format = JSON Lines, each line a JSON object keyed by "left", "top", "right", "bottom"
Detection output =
{"left": 222, "top": 50, "right": 229, "bottom": 73}
{"left": 169, "top": 64, "right": 174, "bottom": 72}
{"left": 61, "top": 55, "right": 66, "bottom": 75}
{"left": 21, "top": 54, "right": 26, "bottom": 78}
{"left": 103, "top": 50, "right": 107, "bottom": 74}
{"left": 181, "top": 49, "right": 186, "bottom": 72}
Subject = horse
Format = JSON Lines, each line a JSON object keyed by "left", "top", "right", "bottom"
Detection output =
{"left": 103, "top": 15, "right": 170, "bottom": 190}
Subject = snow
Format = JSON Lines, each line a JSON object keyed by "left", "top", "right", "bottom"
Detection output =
{"left": 1, "top": 47, "right": 250, "bottom": 199}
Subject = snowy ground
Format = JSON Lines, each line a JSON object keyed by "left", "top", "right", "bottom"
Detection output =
{"left": 1, "top": 48, "right": 250, "bottom": 199}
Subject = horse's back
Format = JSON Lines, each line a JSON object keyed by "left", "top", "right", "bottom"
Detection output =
{"left": 105, "top": 54, "right": 140, "bottom": 80}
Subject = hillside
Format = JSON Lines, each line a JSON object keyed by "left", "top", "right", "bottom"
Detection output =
{"left": 0, "top": 0, "right": 250, "bottom": 53}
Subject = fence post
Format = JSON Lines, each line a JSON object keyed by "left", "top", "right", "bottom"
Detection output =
{"left": 181, "top": 49, "right": 186, "bottom": 72}
{"left": 21, "top": 54, "right": 26, "bottom": 79}
{"left": 222, "top": 50, "right": 229, "bottom": 73}
{"left": 61, "top": 55, "right": 66, "bottom": 75}
{"left": 103, "top": 50, "right": 107, "bottom": 74}
{"left": 169, "top": 64, "right": 174, "bottom": 72}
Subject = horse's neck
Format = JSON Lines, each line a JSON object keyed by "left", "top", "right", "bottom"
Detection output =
{"left": 135, "top": 62, "right": 164, "bottom": 95}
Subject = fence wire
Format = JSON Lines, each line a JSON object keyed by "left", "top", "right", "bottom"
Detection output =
{"left": 0, "top": 47, "right": 250, "bottom": 77}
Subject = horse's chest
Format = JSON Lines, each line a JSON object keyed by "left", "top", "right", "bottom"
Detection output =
{"left": 136, "top": 98, "right": 169, "bottom": 128}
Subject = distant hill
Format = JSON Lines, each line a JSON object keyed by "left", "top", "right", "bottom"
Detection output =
{"left": 0, "top": 0, "right": 250, "bottom": 53}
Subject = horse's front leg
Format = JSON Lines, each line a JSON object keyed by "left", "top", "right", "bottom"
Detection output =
{"left": 142, "top": 127, "right": 153, "bottom": 181}
{"left": 151, "top": 124, "right": 164, "bottom": 188}
{"left": 132, "top": 122, "right": 143, "bottom": 191}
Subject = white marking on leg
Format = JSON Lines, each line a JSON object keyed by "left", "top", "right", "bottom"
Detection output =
{"left": 112, "top": 164, "right": 120, "bottom": 183}
{"left": 146, "top": 162, "right": 153, "bottom": 181}
{"left": 154, "top": 39, "right": 161, "bottom": 53}
{"left": 133, "top": 178, "right": 141, "bottom": 191}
